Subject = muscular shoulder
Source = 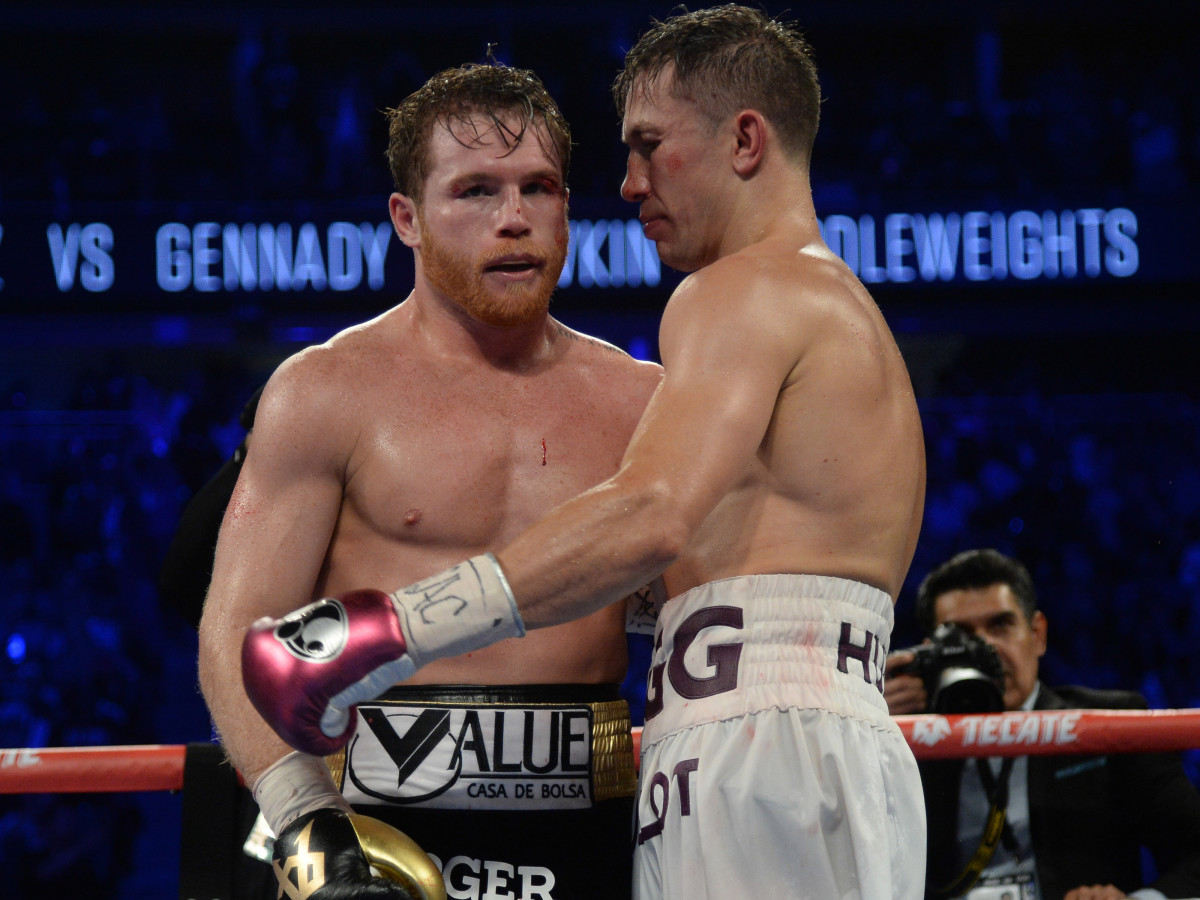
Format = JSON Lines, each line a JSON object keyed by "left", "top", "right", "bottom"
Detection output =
{"left": 671, "top": 242, "right": 859, "bottom": 329}
{"left": 252, "top": 318, "right": 402, "bottom": 470}
{"left": 263, "top": 329, "right": 368, "bottom": 420}
{"left": 550, "top": 319, "right": 663, "bottom": 405}
{"left": 660, "top": 242, "right": 858, "bottom": 368}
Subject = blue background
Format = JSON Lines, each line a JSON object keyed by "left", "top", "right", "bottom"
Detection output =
{"left": 1, "top": 1, "right": 1198, "bottom": 895}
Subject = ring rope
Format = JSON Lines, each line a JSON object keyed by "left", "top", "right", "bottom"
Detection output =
{"left": 0, "top": 743, "right": 188, "bottom": 793}
{"left": 4, "top": 709, "right": 1200, "bottom": 794}
{"left": 894, "top": 708, "right": 1200, "bottom": 759}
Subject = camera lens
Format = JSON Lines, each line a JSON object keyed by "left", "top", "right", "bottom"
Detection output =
{"left": 932, "top": 667, "right": 1004, "bottom": 714}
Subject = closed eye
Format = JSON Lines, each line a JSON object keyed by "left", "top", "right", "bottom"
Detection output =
{"left": 625, "top": 132, "right": 660, "bottom": 158}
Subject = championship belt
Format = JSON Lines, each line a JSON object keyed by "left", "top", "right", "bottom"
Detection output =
{"left": 326, "top": 684, "right": 637, "bottom": 812}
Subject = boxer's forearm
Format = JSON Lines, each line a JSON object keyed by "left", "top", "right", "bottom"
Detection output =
{"left": 198, "top": 611, "right": 299, "bottom": 787}
{"left": 495, "top": 475, "right": 685, "bottom": 629}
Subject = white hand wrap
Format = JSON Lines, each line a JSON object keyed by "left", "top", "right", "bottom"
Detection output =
{"left": 321, "top": 554, "right": 526, "bottom": 738}
{"left": 252, "top": 751, "right": 352, "bottom": 836}
{"left": 390, "top": 552, "right": 525, "bottom": 666}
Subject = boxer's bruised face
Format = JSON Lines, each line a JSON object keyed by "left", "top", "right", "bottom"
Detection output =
{"left": 932, "top": 583, "right": 1047, "bottom": 711}
{"left": 398, "top": 111, "right": 569, "bottom": 326}
{"left": 620, "top": 66, "right": 730, "bottom": 273}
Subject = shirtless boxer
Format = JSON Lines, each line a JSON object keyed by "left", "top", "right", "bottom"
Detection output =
{"left": 198, "top": 64, "right": 662, "bottom": 899}
{"left": 244, "top": 6, "right": 928, "bottom": 898}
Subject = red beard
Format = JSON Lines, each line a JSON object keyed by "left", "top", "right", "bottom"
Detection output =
{"left": 418, "top": 215, "right": 568, "bottom": 327}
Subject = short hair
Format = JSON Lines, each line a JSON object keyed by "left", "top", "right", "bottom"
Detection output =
{"left": 914, "top": 548, "right": 1039, "bottom": 635}
{"left": 385, "top": 63, "right": 572, "bottom": 203}
{"left": 612, "top": 4, "right": 821, "bottom": 165}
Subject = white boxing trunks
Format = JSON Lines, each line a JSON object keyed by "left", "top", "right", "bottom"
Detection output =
{"left": 633, "top": 574, "right": 926, "bottom": 900}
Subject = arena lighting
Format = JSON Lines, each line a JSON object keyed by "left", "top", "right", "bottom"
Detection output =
{"left": 152, "top": 218, "right": 662, "bottom": 293}
{"left": 819, "top": 207, "right": 1138, "bottom": 283}
{"left": 6, "top": 204, "right": 1143, "bottom": 299}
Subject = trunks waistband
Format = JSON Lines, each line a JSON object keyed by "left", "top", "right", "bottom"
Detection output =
{"left": 642, "top": 574, "right": 899, "bottom": 747}
{"left": 326, "top": 684, "right": 636, "bottom": 812}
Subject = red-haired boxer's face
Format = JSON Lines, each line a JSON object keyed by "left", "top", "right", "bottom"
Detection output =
{"left": 620, "top": 66, "right": 730, "bottom": 273}
{"left": 933, "top": 583, "right": 1048, "bottom": 711}
{"left": 396, "top": 111, "right": 568, "bottom": 327}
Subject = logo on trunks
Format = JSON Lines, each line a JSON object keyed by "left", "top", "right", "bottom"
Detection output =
{"left": 428, "top": 853, "right": 557, "bottom": 900}
{"left": 636, "top": 757, "right": 699, "bottom": 845}
{"left": 273, "top": 599, "right": 347, "bottom": 662}
{"left": 836, "top": 622, "right": 885, "bottom": 693}
{"left": 344, "top": 706, "right": 592, "bottom": 808}
{"left": 645, "top": 606, "right": 744, "bottom": 722}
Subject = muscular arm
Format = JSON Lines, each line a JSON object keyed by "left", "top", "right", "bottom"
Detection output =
{"left": 198, "top": 356, "right": 349, "bottom": 785}
{"left": 495, "top": 259, "right": 801, "bottom": 625}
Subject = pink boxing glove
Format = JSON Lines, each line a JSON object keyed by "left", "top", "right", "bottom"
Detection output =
{"left": 242, "top": 554, "right": 525, "bottom": 756}
{"left": 243, "top": 589, "right": 414, "bottom": 755}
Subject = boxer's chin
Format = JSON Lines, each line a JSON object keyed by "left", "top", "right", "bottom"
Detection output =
{"left": 421, "top": 230, "right": 563, "bottom": 328}
{"left": 460, "top": 280, "right": 554, "bottom": 328}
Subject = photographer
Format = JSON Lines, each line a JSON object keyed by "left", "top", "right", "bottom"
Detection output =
{"left": 885, "top": 549, "right": 1200, "bottom": 900}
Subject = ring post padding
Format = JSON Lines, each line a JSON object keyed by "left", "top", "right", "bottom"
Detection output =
{"left": 178, "top": 742, "right": 240, "bottom": 900}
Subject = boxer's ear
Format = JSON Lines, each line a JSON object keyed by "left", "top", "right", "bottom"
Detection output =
{"left": 730, "top": 110, "right": 766, "bottom": 177}
{"left": 390, "top": 193, "right": 421, "bottom": 248}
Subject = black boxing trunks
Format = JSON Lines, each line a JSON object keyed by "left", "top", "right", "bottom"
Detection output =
{"left": 326, "top": 683, "right": 637, "bottom": 900}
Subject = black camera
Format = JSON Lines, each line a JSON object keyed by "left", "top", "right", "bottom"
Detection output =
{"left": 894, "top": 623, "right": 1005, "bottom": 714}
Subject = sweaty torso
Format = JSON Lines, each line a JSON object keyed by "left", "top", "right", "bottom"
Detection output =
{"left": 295, "top": 305, "right": 660, "bottom": 685}
{"left": 663, "top": 238, "right": 925, "bottom": 601}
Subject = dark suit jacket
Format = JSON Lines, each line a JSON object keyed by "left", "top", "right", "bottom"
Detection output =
{"left": 921, "top": 684, "right": 1200, "bottom": 900}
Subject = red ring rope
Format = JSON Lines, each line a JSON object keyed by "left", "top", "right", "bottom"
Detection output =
{"left": 894, "top": 708, "right": 1200, "bottom": 759}
{"left": 4, "top": 709, "right": 1200, "bottom": 794}
{"left": 0, "top": 743, "right": 187, "bottom": 794}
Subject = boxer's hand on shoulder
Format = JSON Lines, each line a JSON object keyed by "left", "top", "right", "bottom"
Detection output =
{"left": 272, "top": 808, "right": 445, "bottom": 900}
{"left": 883, "top": 651, "right": 928, "bottom": 715}
{"left": 242, "top": 554, "right": 524, "bottom": 755}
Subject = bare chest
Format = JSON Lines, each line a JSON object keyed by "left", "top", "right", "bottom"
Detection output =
{"left": 342, "top": 372, "right": 628, "bottom": 549}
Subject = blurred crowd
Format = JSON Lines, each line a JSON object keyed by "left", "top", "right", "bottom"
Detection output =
{"left": 0, "top": 7, "right": 1196, "bottom": 210}
{"left": 0, "top": 361, "right": 263, "bottom": 897}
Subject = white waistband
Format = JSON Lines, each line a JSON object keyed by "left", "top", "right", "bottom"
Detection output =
{"left": 641, "top": 574, "right": 898, "bottom": 746}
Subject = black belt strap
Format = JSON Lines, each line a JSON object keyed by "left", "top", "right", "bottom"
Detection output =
{"left": 931, "top": 756, "right": 1016, "bottom": 899}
